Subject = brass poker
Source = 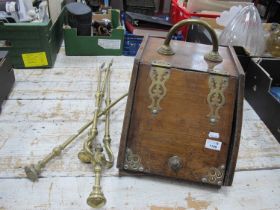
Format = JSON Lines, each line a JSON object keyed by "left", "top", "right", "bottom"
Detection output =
{"left": 87, "top": 63, "right": 114, "bottom": 208}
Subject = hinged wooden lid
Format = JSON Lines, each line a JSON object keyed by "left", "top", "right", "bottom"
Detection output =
{"left": 141, "top": 37, "right": 238, "bottom": 78}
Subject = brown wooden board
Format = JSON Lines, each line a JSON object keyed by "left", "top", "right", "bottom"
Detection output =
{"left": 223, "top": 46, "right": 245, "bottom": 186}
{"left": 117, "top": 36, "right": 244, "bottom": 186}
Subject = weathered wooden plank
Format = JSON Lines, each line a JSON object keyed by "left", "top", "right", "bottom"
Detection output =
{"left": 12, "top": 65, "right": 131, "bottom": 100}
{"left": 236, "top": 101, "right": 280, "bottom": 170}
{"left": 54, "top": 49, "right": 135, "bottom": 68}
{"left": 0, "top": 169, "right": 279, "bottom": 210}
{"left": 0, "top": 99, "right": 127, "bottom": 122}
{"left": 9, "top": 81, "right": 129, "bottom": 100}
{"left": 237, "top": 120, "right": 280, "bottom": 170}
{"left": 14, "top": 67, "right": 132, "bottom": 82}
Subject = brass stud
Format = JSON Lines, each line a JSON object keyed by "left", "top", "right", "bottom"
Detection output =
{"left": 202, "top": 178, "right": 207, "bottom": 183}
{"left": 152, "top": 109, "right": 158, "bottom": 115}
{"left": 210, "top": 117, "right": 216, "bottom": 123}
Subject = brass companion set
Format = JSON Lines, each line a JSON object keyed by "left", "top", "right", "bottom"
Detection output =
{"left": 24, "top": 60, "right": 128, "bottom": 208}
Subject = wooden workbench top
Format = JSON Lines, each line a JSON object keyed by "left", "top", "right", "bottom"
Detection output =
{"left": 0, "top": 48, "right": 279, "bottom": 210}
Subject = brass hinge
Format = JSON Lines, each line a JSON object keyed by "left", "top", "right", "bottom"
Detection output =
{"left": 207, "top": 75, "right": 229, "bottom": 125}
{"left": 148, "top": 60, "right": 171, "bottom": 115}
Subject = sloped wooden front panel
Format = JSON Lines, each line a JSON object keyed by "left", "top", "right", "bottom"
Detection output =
{"left": 124, "top": 63, "right": 237, "bottom": 185}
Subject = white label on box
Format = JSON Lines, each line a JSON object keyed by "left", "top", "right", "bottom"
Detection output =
{"left": 98, "top": 39, "right": 121, "bottom": 49}
{"left": 205, "top": 139, "right": 222, "bottom": 151}
{"left": 208, "top": 131, "right": 220, "bottom": 139}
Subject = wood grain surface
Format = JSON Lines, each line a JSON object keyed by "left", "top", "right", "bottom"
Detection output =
{"left": 119, "top": 63, "right": 238, "bottom": 184}
{"left": 0, "top": 48, "right": 279, "bottom": 210}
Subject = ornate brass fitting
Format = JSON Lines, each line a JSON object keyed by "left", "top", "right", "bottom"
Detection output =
{"left": 124, "top": 148, "right": 144, "bottom": 172}
{"left": 207, "top": 75, "right": 229, "bottom": 125}
{"left": 148, "top": 61, "right": 171, "bottom": 115}
{"left": 202, "top": 165, "right": 225, "bottom": 186}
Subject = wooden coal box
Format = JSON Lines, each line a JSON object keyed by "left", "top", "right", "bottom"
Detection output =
{"left": 117, "top": 20, "right": 245, "bottom": 186}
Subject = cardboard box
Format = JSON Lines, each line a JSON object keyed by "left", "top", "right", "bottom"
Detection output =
{"left": 64, "top": 10, "right": 124, "bottom": 56}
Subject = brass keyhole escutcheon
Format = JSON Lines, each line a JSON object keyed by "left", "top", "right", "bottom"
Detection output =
{"left": 168, "top": 156, "right": 182, "bottom": 172}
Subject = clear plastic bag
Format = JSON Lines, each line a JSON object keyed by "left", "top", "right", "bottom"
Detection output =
{"left": 219, "top": 5, "right": 265, "bottom": 56}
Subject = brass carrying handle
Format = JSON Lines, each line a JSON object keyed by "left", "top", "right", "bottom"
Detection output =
{"left": 158, "top": 19, "right": 223, "bottom": 63}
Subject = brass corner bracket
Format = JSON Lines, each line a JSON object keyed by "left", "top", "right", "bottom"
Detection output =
{"left": 124, "top": 148, "right": 144, "bottom": 172}
{"left": 201, "top": 165, "right": 225, "bottom": 186}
